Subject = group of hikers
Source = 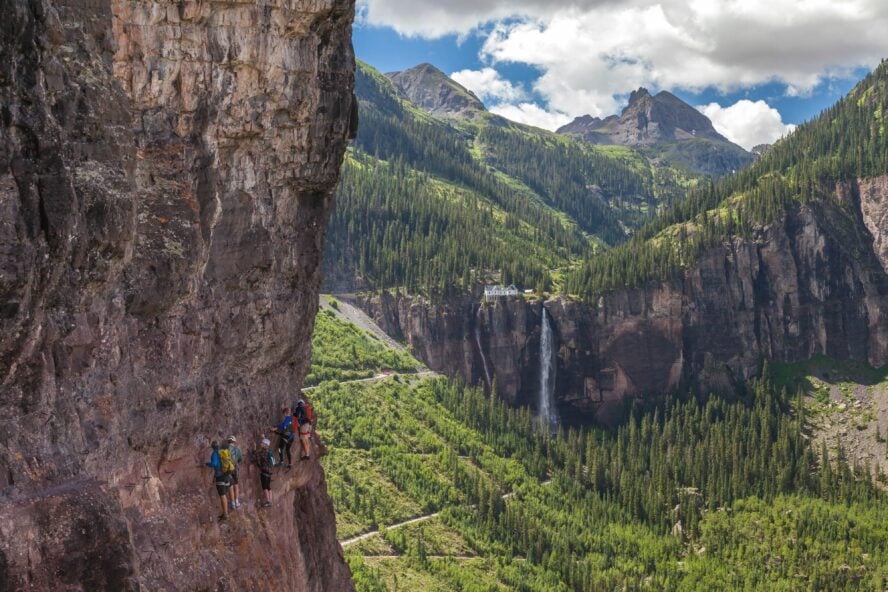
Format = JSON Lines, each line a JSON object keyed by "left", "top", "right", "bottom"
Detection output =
{"left": 206, "top": 398, "right": 315, "bottom": 521}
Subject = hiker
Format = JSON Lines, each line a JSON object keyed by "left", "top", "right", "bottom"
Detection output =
{"left": 271, "top": 406, "right": 294, "bottom": 468}
{"left": 256, "top": 437, "right": 275, "bottom": 507}
{"left": 227, "top": 435, "right": 244, "bottom": 509}
{"left": 293, "top": 398, "right": 314, "bottom": 461}
{"left": 206, "top": 441, "right": 231, "bottom": 521}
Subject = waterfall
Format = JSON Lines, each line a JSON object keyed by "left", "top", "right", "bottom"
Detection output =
{"left": 475, "top": 306, "right": 493, "bottom": 389}
{"left": 538, "top": 307, "right": 560, "bottom": 433}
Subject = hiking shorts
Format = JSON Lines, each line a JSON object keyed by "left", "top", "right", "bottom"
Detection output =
{"left": 299, "top": 422, "right": 311, "bottom": 435}
{"left": 215, "top": 476, "right": 230, "bottom": 497}
{"left": 260, "top": 473, "right": 272, "bottom": 491}
{"left": 229, "top": 469, "right": 239, "bottom": 486}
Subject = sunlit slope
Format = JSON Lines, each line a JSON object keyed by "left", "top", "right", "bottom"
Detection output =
{"left": 325, "top": 61, "right": 694, "bottom": 295}
{"left": 308, "top": 303, "right": 888, "bottom": 591}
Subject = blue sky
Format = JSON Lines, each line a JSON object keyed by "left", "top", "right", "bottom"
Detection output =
{"left": 353, "top": 0, "right": 888, "bottom": 149}
{"left": 355, "top": 25, "right": 865, "bottom": 125}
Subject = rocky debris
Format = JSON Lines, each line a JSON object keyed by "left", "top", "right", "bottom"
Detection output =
{"left": 387, "top": 63, "right": 486, "bottom": 120}
{"left": 558, "top": 88, "right": 752, "bottom": 175}
{"left": 0, "top": 0, "right": 356, "bottom": 589}
{"left": 355, "top": 179, "right": 888, "bottom": 424}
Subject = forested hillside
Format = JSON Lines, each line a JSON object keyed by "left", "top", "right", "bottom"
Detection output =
{"left": 324, "top": 62, "right": 692, "bottom": 295}
{"left": 309, "top": 307, "right": 888, "bottom": 591}
{"left": 566, "top": 60, "right": 888, "bottom": 300}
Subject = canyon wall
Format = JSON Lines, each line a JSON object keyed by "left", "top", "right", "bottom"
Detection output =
{"left": 0, "top": 0, "right": 356, "bottom": 589}
{"left": 355, "top": 180, "right": 888, "bottom": 423}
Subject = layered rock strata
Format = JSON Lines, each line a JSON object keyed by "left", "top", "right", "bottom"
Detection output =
{"left": 354, "top": 180, "right": 888, "bottom": 423}
{"left": 0, "top": 0, "right": 356, "bottom": 589}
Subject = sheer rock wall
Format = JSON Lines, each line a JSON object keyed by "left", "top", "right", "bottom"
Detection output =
{"left": 0, "top": 0, "right": 356, "bottom": 589}
{"left": 356, "top": 179, "right": 888, "bottom": 423}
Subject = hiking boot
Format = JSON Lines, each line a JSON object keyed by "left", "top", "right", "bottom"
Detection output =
{"left": 301, "top": 455, "right": 310, "bottom": 461}
{"left": 218, "top": 514, "right": 228, "bottom": 522}
{"left": 286, "top": 463, "right": 292, "bottom": 470}
{"left": 262, "top": 501, "right": 272, "bottom": 507}
{"left": 234, "top": 500, "right": 241, "bottom": 508}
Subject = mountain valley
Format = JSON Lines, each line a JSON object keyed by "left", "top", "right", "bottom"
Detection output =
{"left": 2, "top": 0, "right": 887, "bottom": 588}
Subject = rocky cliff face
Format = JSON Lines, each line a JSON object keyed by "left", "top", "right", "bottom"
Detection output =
{"left": 0, "top": 0, "right": 356, "bottom": 589}
{"left": 354, "top": 179, "right": 888, "bottom": 424}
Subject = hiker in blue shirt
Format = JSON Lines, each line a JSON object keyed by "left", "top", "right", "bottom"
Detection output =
{"left": 206, "top": 441, "right": 231, "bottom": 521}
{"left": 270, "top": 406, "right": 294, "bottom": 468}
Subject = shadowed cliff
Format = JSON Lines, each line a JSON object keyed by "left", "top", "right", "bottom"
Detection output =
{"left": 353, "top": 177, "right": 888, "bottom": 424}
{"left": 0, "top": 0, "right": 357, "bottom": 589}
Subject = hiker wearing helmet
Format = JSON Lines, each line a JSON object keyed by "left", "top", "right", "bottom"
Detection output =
{"left": 271, "top": 406, "right": 294, "bottom": 468}
{"left": 206, "top": 441, "right": 230, "bottom": 521}
{"left": 293, "top": 398, "right": 314, "bottom": 461}
{"left": 256, "top": 437, "right": 275, "bottom": 507}
{"left": 227, "top": 435, "right": 244, "bottom": 509}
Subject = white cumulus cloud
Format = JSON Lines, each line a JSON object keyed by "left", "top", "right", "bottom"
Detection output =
{"left": 488, "top": 103, "right": 573, "bottom": 130}
{"left": 699, "top": 100, "right": 797, "bottom": 150}
{"left": 451, "top": 67, "right": 527, "bottom": 104}
{"left": 362, "top": 0, "right": 888, "bottom": 127}
{"left": 359, "top": 0, "right": 614, "bottom": 38}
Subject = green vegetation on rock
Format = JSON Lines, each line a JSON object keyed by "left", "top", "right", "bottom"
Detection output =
{"left": 566, "top": 60, "right": 888, "bottom": 300}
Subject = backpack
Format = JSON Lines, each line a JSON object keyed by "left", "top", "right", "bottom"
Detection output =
{"left": 230, "top": 445, "right": 243, "bottom": 465}
{"left": 267, "top": 450, "right": 277, "bottom": 468}
{"left": 218, "top": 447, "right": 235, "bottom": 475}
{"left": 293, "top": 405, "right": 309, "bottom": 427}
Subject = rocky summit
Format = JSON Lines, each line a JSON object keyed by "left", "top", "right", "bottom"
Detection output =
{"left": 387, "top": 63, "right": 486, "bottom": 119}
{"left": 0, "top": 0, "right": 357, "bottom": 589}
{"left": 559, "top": 87, "right": 753, "bottom": 175}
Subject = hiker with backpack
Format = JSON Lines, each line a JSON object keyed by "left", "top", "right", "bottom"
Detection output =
{"left": 271, "top": 406, "right": 294, "bottom": 468}
{"left": 293, "top": 398, "right": 314, "bottom": 461}
{"left": 206, "top": 441, "right": 233, "bottom": 521}
{"left": 256, "top": 437, "right": 275, "bottom": 507}
{"left": 226, "top": 435, "right": 244, "bottom": 510}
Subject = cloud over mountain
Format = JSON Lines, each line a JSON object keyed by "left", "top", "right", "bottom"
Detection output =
{"left": 699, "top": 100, "right": 797, "bottom": 151}
{"left": 450, "top": 67, "right": 527, "bottom": 104}
{"left": 362, "top": 0, "right": 888, "bottom": 134}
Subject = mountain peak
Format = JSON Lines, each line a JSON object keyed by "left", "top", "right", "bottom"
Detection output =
{"left": 557, "top": 87, "right": 752, "bottom": 175}
{"left": 628, "top": 87, "right": 652, "bottom": 105}
{"left": 387, "top": 63, "right": 486, "bottom": 120}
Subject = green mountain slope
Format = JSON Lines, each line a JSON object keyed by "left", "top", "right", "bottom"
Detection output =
{"left": 324, "top": 61, "right": 694, "bottom": 295}
{"left": 308, "top": 305, "right": 888, "bottom": 591}
{"left": 566, "top": 60, "right": 888, "bottom": 300}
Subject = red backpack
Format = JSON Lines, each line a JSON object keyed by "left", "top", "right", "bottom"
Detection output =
{"left": 294, "top": 403, "right": 314, "bottom": 427}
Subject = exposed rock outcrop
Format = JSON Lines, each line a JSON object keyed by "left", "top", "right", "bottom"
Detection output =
{"left": 354, "top": 179, "right": 888, "bottom": 424}
{"left": 0, "top": 0, "right": 356, "bottom": 589}
{"left": 558, "top": 88, "right": 752, "bottom": 175}
{"left": 387, "top": 63, "right": 486, "bottom": 120}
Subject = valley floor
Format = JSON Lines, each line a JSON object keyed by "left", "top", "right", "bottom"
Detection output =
{"left": 308, "top": 296, "right": 888, "bottom": 591}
